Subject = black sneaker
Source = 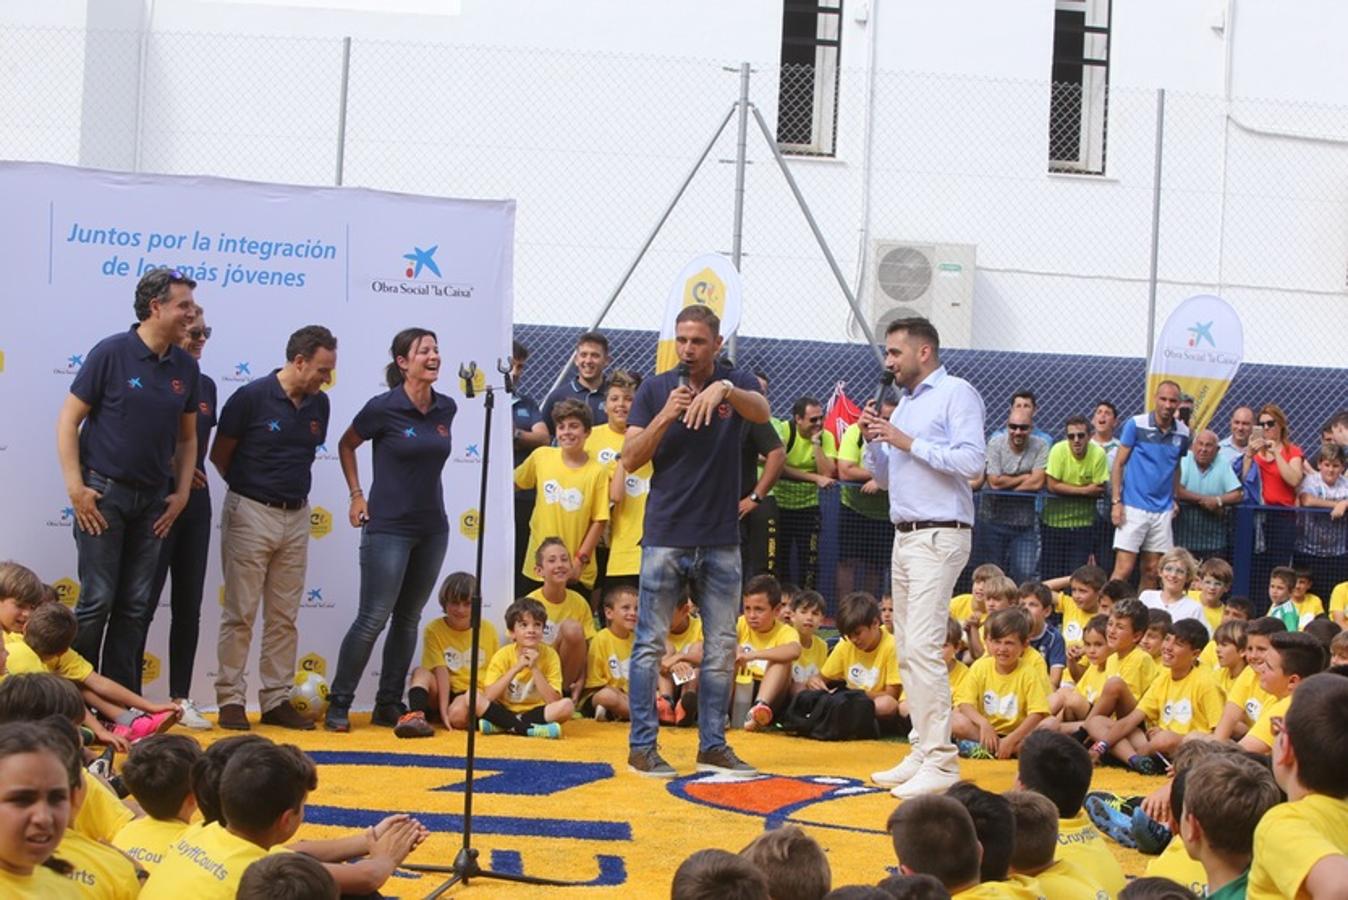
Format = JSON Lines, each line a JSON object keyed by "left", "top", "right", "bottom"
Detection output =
{"left": 695, "top": 745, "right": 757, "bottom": 776}
{"left": 627, "top": 747, "right": 677, "bottom": 778}
{"left": 371, "top": 702, "right": 407, "bottom": 728}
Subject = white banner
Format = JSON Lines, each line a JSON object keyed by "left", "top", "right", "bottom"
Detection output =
{"left": 0, "top": 161, "right": 515, "bottom": 709}
{"left": 654, "top": 253, "right": 744, "bottom": 373}
{"left": 1147, "top": 293, "right": 1244, "bottom": 433}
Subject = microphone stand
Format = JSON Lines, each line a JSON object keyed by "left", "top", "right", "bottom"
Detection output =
{"left": 401, "top": 360, "right": 576, "bottom": 897}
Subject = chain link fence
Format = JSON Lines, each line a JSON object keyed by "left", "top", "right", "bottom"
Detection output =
{"left": 5, "top": 25, "right": 1347, "bottom": 614}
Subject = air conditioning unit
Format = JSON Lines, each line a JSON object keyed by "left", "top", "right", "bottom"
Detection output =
{"left": 848, "top": 241, "right": 976, "bottom": 348}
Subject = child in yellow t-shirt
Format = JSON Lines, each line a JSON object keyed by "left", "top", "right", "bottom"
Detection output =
{"left": 879, "top": 593, "right": 894, "bottom": 634}
{"left": 1059, "top": 563, "right": 1108, "bottom": 653}
{"left": 788, "top": 591, "right": 829, "bottom": 694}
{"left": 1213, "top": 616, "right": 1284, "bottom": 742}
{"left": 1085, "top": 619, "right": 1224, "bottom": 774}
{"left": 9, "top": 603, "right": 178, "bottom": 749}
{"left": 737, "top": 575, "right": 801, "bottom": 731}
{"left": 114, "top": 734, "right": 201, "bottom": 875}
{"left": 657, "top": 596, "right": 703, "bottom": 726}
{"left": 1330, "top": 579, "right": 1348, "bottom": 629}
{"left": 478, "top": 598, "right": 574, "bottom": 739}
{"left": 1082, "top": 598, "right": 1157, "bottom": 723}
{"left": 1049, "top": 613, "right": 1111, "bottom": 729}
{"left": 1291, "top": 567, "right": 1326, "bottom": 630}
{"left": 821, "top": 593, "right": 904, "bottom": 724}
{"left": 1332, "top": 631, "right": 1348, "bottom": 667}
{"left": 0, "top": 561, "right": 45, "bottom": 644}
{"left": 1140, "top": 609, "right": 1172, "bottom": 664}
{"left": 944, "top": 617, "right": 969, "bottom": 705}
{"left": 1005, "top": 791, "right": 1110, "bottom": 900}
{"left": 1194, "top": 556, "right": 1233, "bottom": 635}
{"left": 395, "top": 572, "right": 500, "bottom": 738}
{"left": 1198, "top": 596, "right": 1253, "bottom": 670}
{"left": 590, "top": 372, "right": 651, "bottom": 588}
{"left": 1239, "top": 631, "right": 1325, "bottom": 755}
{"left": 1247, "top": 672, "right": 1348, "bottom": 899}
{"left": 514, "top": 399, "right": 609, "bottom": 589}
{"left": 526, "top": 538, "right": 598, "bottom": 704}
{"left": 1179, "top": 754, "right": 1282, "bottom": 900}
{"left": 0, "top": 719, "right": 81, "bottom": 898}
{"left": 1210, "top": 619, "right": 1249, "bottom": 700}
{"left": 950, "top": 562, "right": 1002, "bottom": 633}
{"left": 952, "top": 608, "right": 1051, "bottom": 760}
{"left": 962, "top": 568, "right": 1009, "bottom": 660}
{"left": 584, "top": 585, "right": 637, "bottom": 722}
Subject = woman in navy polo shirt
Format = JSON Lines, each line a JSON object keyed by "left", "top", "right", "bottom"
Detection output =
{"left": 326, "top": 327, "right": 457, "bottom": 732}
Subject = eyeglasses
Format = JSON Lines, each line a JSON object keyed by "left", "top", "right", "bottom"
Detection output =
{"left": 1161, "top": 564, "right": 1188, "bottom": 574}
{"left": 1259, "top": 419, "right": 1277, "bottom": 428}
{"left": 1066, "top": 432, "right": 1088, "bottom": 440}
{"left": 188, "top": 326, "right": 212, "bottom": 340}
{"left": 1007, "top": 424, "right": 1031, "bottom": 432}
{"left": 806, "top": 416, "right": 823, "bottom": 425}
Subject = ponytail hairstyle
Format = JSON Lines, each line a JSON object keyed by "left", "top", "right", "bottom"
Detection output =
{"left": 386, "top": 327, "right": 438, "bottom": 388}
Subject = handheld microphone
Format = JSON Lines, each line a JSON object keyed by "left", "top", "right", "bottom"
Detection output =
{"left": 677, "top": 362, "right": 690, "bottom": 390}
{"left": 871, "top": 370, "right": 895, "bottom": 410}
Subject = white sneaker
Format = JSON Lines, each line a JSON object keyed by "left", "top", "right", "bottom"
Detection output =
{"left": 871, "top": 752, "right": 923, "bottom": 787}
{"left": 889, "top": 764, "right": 960, "bottom": 800}
{"left": 175, "top": 699, "right": 213, "bottom": 731}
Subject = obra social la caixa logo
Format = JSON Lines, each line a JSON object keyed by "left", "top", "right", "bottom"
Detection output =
{"left": 223, "top": 360, "right": 252, "bottom": 384}
{"left": 48, "top": 505, "right": 77, "bottom": 528}
{"left": 54, "top": 352, "right": 83, "bottom": 376}
{"left": 369, "top": 244, "right": 476, "bottom": 299}
{"left": 301, "top": 586, "right": 336, "bottom": 610}
{"left": 309, "top": 506, "right": 333, "bottom": 540}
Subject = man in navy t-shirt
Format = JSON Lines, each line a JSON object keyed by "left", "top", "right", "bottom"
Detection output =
{"left": 209, "top": 325, "right": 335, "bottom": 731}
{"left": 622, "top": 305, "right": 769, "bottom": 779}
{"left": 56, "top": 268, "right": 201, "bottom": 690}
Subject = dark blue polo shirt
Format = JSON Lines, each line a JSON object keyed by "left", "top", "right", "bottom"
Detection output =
{"left": 542, "top": 376, "right": 607, "bottom": 436}
{"left": 629, "top": 363, "right": 762, "bottom": 548}
{"left": 512, "top": 393, "right": 544, "bottom": 468}
{"left": 70, "top": 326, "right": 200, "bottom": 488}
{"left": 351, "top": 386, "right": 457, "bottom": 537}
{"left": 216, "top": 370, "right": 329, "bottom": 504}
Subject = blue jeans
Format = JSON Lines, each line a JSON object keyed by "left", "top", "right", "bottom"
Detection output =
{"left": 329, "top": 529, "right": 449, "bottom": 710}
{"left": 71, "top": 469, "right": 167, "bottom": 690}
{"left": 975, "top": 519, "right": 1040, "bottom": 584}
{"left": 628, "top": 545, "right": 740, "bottom": 754}
{"left": 140, "top": 487, "right": 212, "bottom": 697}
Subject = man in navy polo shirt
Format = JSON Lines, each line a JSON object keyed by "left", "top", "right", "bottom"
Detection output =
{"left": 209, "top": 325, "right": 336, "bottom": 731}
{"left": 56, "top": 268, "right": 200, "bottom": 690}
{"left": 1110, "top": 379, "right": 1191, "bottom": 589}
{"left": 623, "top": 305, "right": 769, "bottom": 779}
{"left": 541, "top": 330, "right": 610, "bottom": 436}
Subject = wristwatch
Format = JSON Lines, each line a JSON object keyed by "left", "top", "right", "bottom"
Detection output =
{"left": 748, "top": 491, "right": 763, "bottom": 503}
{"left": 719, "top": 379, "right": 734, "bottom": 401}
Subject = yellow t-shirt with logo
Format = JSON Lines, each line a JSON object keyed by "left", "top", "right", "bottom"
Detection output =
{"left": 1295, "top": 595, "right": 1326, "bottom": 628}
{"left": 1056, "top": 813, "right": 1126, "bottom": 898}
{"left": 55, "top": 827, "right": 140, "bottom": 900}
{"left": 1145, "top": 836, "right": 1208, "bottom": 897}
{"left": 606, "top": 458, "right": 652, "bottom": 577}
{"left": 1109, "top": 647, "right": 1158, "bottom": 702}
{"left": 998, "top": 873, "right": 1049, "bottom": 899}
{"left": 1215, "top": 662, "right": 1247, "bottom": 700}
{"left": 484, "top": 643, "right": 564, "bottom": 714}
{"left": 948, "top": 659, "right": 969, "bottom": 702}
{"left": 822, "top": 630, "right": 902, "bottom": 694}
{"left": 1227, "top": 665, "right": 1278, "bottom": 726}
{"left": 0, "top": 865, "right": 80, "bottom": 898}
{"left": 735, "top": 617, "right": 800, "bottom": 683}
{"left": 75, "top": 774, "right": 135, "bottom": 843}
{"left": 1330, "top": 581, "right": 1348, "bottom": 620}
{"left": 113, "top": 815, "right": 188, "bottom": 875}
{"left": 5, "top": 639, "right": 94, "bottom": 682}
{"left": 1033, "top": 857, "right": 1108, "bottom": 900}
{"left": 950, "top": 592, "right": 976, "bottom": 623}
{"left": 1248, "top": 793, "right": 1348, "bottom": 900}
{"left": 514, "top": 447, "right": 610, "bottom": 585}
{"left": 1135, "top": 665, "right": 1224, "bottom": 735}
{"left": 419, "top": 617, "right": 499, "bottom": 694}
{"left": 526, "top": 587, "right": 598, "bottom": 646}
{"left": 583, "top": 425, "right": 624, "bottom": 479}
{"left": 954, "top": 654, "right": 1051, "bottom": 734}
{"left": 585, "top": 627, "right": 633, "bottom": 692}
{"left": 1245, "top": 693, "right": 1292, "bottom": 751}
{"left": 1056, "top": 593, "right": 1099, "bottom": 650}
{"left": 1073, "top": 660, "right": 1111, "bottom": 704}
{"left": 668, "top": 615, "right": 703, "bottom": 655}
{"left": 141, "top": 822, "right": 279, "bottom": 900}
{"left": 792, "top": 636, "right": 829, "bottom": 684}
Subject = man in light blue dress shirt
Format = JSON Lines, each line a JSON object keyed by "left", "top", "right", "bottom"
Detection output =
{"left": 861, "top": 316, "right": 986, "bottom": 799}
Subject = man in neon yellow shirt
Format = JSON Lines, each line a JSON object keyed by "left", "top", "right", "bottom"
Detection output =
{"left": 771, "top": 396, "right": 836, "bottom": 590}
{"left": 1042, "top": 415, "right": 1108, "bottom": 579}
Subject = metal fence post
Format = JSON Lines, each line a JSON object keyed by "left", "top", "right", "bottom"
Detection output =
{"left": 1145, "top": 88, "right": 1165, "bottom": 364}
{"left": 727, "top": 62, "right": 751, "bottom": 362}
{"left": 335, "top": 37, "right": 352, "bottom": 187}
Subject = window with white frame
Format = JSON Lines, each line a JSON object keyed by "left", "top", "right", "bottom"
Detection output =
{"left": 777, "top": 0, "right": 842, "bottom": 157}
{"left": 1049, "top": 0, "right": 1111, "bottom": 174}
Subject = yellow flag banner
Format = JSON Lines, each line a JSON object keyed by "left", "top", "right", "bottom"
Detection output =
{"left": 655, "top": 253, "right": 744, "bottom": 373}
{"left": 1146, "top": 294, "right": 1243, "bottom": 432}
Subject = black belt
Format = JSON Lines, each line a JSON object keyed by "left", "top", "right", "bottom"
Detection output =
{"left": 895, "top": 520, "right": 970, "bottom": 533}
{"left": 235, "top": 490, "right": 306, "bottom": 511}
{"left": 85, "top": 467, "right": 164, "bottom": 493}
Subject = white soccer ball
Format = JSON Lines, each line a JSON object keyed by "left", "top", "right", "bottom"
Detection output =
{"left": 289, "top": 671, "right": 330, "bottom": 721}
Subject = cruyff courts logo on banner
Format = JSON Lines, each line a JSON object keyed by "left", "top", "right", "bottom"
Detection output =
{"left": 655, "top": 253, "right": 744, "bottom": 374}
{"left": 369, "top": 243, "right": 476, "bottom": 298}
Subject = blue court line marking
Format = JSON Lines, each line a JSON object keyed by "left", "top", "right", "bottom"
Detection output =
{"left": 306, "top": 750, "right": 613, "bottom": 796}
{"left": 304, "top": 805, "right": 631, "bottom": 842}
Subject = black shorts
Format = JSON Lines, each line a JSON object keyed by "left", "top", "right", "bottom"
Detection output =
{"left": 518, "top": 706, "right": 549, "bottom": 726}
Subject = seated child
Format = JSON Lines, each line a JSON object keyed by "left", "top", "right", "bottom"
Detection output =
{"left": 1060, "top": 563, "right": 1108, "bottom": 652}
{"left": 967, "top": 574, "right": 1018, "bottom": 660}
{"left": 944, "top": 616, "right": 970, "bottom": 705}
{"left": 113, "top": 734, "right": 202, "bottom": 874}
{"left": 584, "top": 585, "right": 637, "bottom": 721}
{"left": 1332, "top": 631, "right": 1348, "bottom": 667}
{"left": 1049, "top": 613, "right": 1110, "bottom": 727}
{"left": 238, "top": 853, "right": 338, "bottom": 900}
{"left": 739, "top": 825, "right": 831, "bottom": 900}
{"left": 951, "top": 608, "right": 1050, "bottom": 760}
{"left": 9, "top": 603, "right": 178, "bottom": 749}
{"left": 1267, "top": 565, "right": 1314, "bottom": 633}
{"left": 788, "top": 590, "right": 829, "bottom": 694}
{"left": 1138, "top": 741, "right": 1243, "bottom": 894}
{"left": 526, "top": 538, "right": 598, "bottom": 702}
{"left": 0, "top": 719, "right": 85, "bottom": 897}
{"left": 671, "top": 848, "right": 769, "bottom": 900}
{"left": 1142, "top": 609, "right": 1174, "bottom": 663}
{"left": 479, "top": 598, "right": 574, "bottom": 738}
{"left": 1247, "top": 673, "right": 1348, "bottom": 898}
{"left": 1079, "top": 598, "right": 1157, "bottom": 725}
{"left": 1178, "top": 753, "right": 1281, "bottom": 900}
{"left": 1100, "top": 578, "right": 1139, "bottom": 617}
{"left": 951, "top": 563, "right": 1002, "bottom": 637}
{"left": 1331, "top": 579, "right": 1348, "bottom": 629}
{"left": 1085, "top": 619, "right": 1224, "bottom": 774}
{"left": 1208, "top": 620, "right": 1249, "bottom": 699}
{"left": 879, "top": 593, "right": 894, "bottom": 634}
{"left": 0, "top": 560, "right": 44, "bottom": 641}
{"left": 1192, "top": 557, "right": 1233, "bottom": 634}
{"left": 1238, "top": 630, "right": 1326, "bottom": 755}
{"left": 1015, "top": 730, "right": 1127, "bottom": 896}
{"left": 1197, "top": 598, "right": 1252, "bottom": 671}
{"left": 1213, "top": 617, "right": 1286, "bottom": 741}
{"left": 1005, "top": 789, "right": 1108, "bottom": 899}
{"left": 945, "top": 782, "right": 1031, "bottom": 894}
{"left": 1290, "top": 567, "right": 1326, "bottom": 629}
{"left": 658, "top": 595, "right": 703, "bottom": 726}
{"left": 46, "top": 717, "right": 141, "bottom": 897}
{"left": 820, "top": 593, "right": 904, "bottom": 726}
{"left": 1020, "top": 581, "right": 1066, "bottom": 688}
{"left": 514, "top": 399, "right": 608, "bottom": 592}
{"left": 886, "top": 794, "right": 985, "bottom": 897}
{"left": 394, "top": 571, "right": 499, "bottom": 738}
{"left": 736, "top": 575, "right": 801, "bottom": 731}
{"left": 1139, "top": 548, "right": 1206, "bottom": 628}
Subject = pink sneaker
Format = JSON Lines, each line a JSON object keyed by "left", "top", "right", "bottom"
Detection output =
{"left": 109, "top": 723, "right": 135, "bottom": 742}
{"left": 128, "top": 710, "right": 178, "bottom": 742}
